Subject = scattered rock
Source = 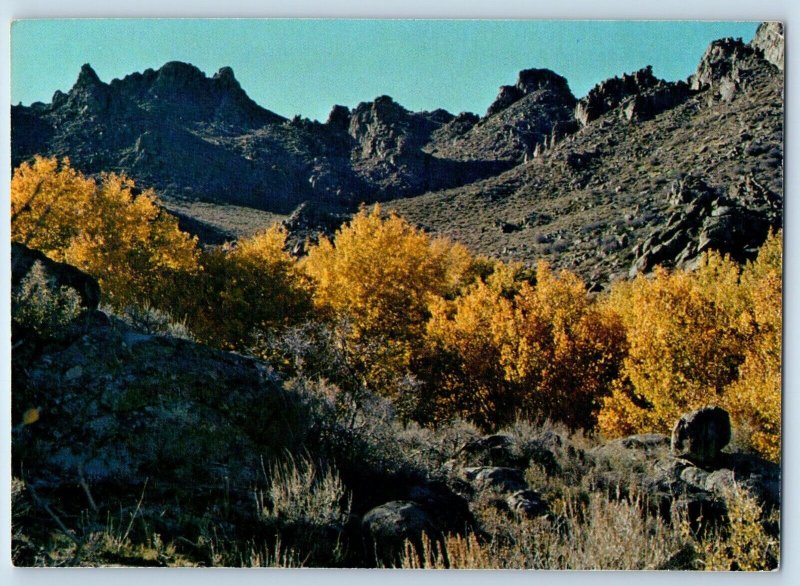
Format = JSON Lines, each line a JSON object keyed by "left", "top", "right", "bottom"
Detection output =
{"left": 463, "top": 466, "right": 528, "bottom": 493}
{"left": 670, "top": 406, "right": 731, "bottom": 465}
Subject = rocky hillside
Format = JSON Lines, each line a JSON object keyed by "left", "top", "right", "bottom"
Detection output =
{"left": 389, "top": 23, "right": 783, "bottom": 288}
{"left": 11, "top": 23, "right": 783, "bottom": 287}
{"left": 11, "top": 245, "right": 780, "bottom": 568}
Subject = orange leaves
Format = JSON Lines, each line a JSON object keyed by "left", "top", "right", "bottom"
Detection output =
{"left": 426, "top": 262, "right": 626, "bottom": 429}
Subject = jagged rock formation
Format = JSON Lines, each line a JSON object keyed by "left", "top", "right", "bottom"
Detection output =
{"left": 752, "top": 22, "right": 784, "bottom": 70}
{"left": 12, "top": 25, "right": 783, "bottom": 288}
{"left": 575, "top": 66, "right": 689, "bottom": 125}
{"left": 628, "top": 173, "right": 780, "bottom": 276}
{"left": 389, "top": 25, "right": 783, "bottom": 289}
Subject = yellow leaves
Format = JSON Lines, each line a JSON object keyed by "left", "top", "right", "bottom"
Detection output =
{"left": 22, "top": 408, "right": 40, "bottom": 425}
{"left": 426, "top": 261, "right": 626, "bottom": 429}
{"left": 598, "top": 233, "right": 782, "bottom": 462}
{"left": 183, "top": 224, "right": 314, "bottom": 349}
{"left": 12, "top": 156, "right": 95, "bottom": 258}
{"left": 11, "top": 157, "right": 200, "bottom": 309}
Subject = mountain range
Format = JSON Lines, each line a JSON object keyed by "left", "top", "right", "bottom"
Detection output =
{"left": 11, "top": 22, "right": 784, "bottom": 289}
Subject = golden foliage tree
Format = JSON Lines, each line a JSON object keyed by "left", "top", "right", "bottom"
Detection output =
{"left": 597, "top": 253, "right": 748, "bottom": 437}
{"left": 598, "top": 233, "right": 782, "bottom": 462}
{"left": 426, "top": 262, "right": 627, "bottom": 429}
{"left": 184, "top": 225, "right": 314, "bottom": 349}
{"left": 724, "top": 231, "right": 782, "bottom": 461}
{"left": 302, "top": 206, "right": 477, "bottom": 407}
{"left": 12, "top": 156, "right": 200, "bottom": 309}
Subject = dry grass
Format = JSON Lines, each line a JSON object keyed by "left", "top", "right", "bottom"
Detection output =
{"left": 400, "top": 482, "right": 778, "bottom": 571}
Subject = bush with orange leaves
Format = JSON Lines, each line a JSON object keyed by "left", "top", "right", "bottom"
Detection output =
{"left": 598, "top": 232, "right": 782, "bottom": 462}
{"left": 426, "top": 262, "right": 627, "bottom": 429}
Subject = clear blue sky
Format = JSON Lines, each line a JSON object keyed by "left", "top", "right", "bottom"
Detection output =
{"left": 11, "top": 19, "right": 758, "bottom": 121}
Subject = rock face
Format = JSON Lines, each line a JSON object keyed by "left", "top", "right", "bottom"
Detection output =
{"left": 629, "top": 174, "right": 781, "bottom": 276}
{"left": 751, "top": 22, "right": 784, "bottom": 70}
{"left": 576, "top": 66, "right": 688, "bottom": 126}
{"left": 671, "top": 406, "right": 732, "bottom": 465}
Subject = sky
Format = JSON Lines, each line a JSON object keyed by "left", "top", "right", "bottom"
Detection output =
{"left": 11, "top": 19, "right": 759, "bottom": 121}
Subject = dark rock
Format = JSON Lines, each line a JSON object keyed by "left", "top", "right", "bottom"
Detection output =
{"left": 576, "top": 66, "right": 687, "bottom": 126}
{"left": 671, "top": 406, "right": 731, "bottom": 465}
{"left": 629, "top": 174, "right": 779, "bottom": 277}
{"left": 457, "top": 434, "right": 527, "bottom": 468}
{"left": 362, "top": 501, "right": 439, "bottom": 566}
{"left": 506, "top": 489, "right": 549, "bottom": 519}
{"left": 12, "top": 243, "right": 101, "bottom": 313}
{"left": 486, "top": 85, "right": 523, "bottom": 117}
{"left": 486, "top": 68, "right": 573, "bottom": 117}
{"left": 463, "top": 466, "right": 528, "bottom": 493}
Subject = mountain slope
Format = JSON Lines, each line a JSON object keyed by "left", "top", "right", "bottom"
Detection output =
{"left": 11, "top": 23, "right": 783, "bottom": 286}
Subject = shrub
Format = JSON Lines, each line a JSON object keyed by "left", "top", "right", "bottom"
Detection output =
{"left": 257, "top": 454, "right": 351, "bottom": 566}
{"left": 12, "top": 260, "right": 83, "bottom": 340}
{"left": 302, "top": 205, "right": 478, "bottom": 411}
{"left": 597, "top": 251, "right": 749, "bottom": 437}
{"left": 183, "top": 224, "right": 313, "bottom": 349}
{"left": 598, "top": 233, "right": 782, "bottom": 462}
{"left": 425, "top": 262, "right": 626, "bottom": 429}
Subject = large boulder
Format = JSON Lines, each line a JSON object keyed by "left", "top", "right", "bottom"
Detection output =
{"left": 361, "top": 501, "right": 439, "bottom": 566}
{"left": 671, "top": 406, "right": 731, "bottom": 465}
{"left": 12, "top": 242, "right": 100, "bottom": 314}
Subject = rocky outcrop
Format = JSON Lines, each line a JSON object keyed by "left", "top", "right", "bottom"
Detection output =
{"left": 590, "top": 407, "right": 779, "bottom": 531}
{"left": 629, "top": 174, "right": 781, "bottom": 277}
{"left": 576, "top": 66, "right": 688, "bottom": 126}
{"left": 362, "top": 501, "right": 440, "bottom": 566}
{"left": 486, "top": 68, "right": 574, "bottom": 117}
{"left": 12, "top": 243, "right": 101, "bottom": 315}
{"left": 751, "top": 22, "right": 784, "bottom": 71}
{"left": 428, "top": 68, "right": 577, "bottom": 163}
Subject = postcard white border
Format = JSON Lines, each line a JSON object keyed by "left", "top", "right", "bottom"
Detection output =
{"left": 1, "top": 2, "right": 796, "bottom": 585}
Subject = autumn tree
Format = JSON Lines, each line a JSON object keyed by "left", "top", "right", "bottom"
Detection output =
{"left": 426, "top": 262, "right": 627, "bottom": 429}
{"left": 724, "top": 231, "right": 782, "bottom": 461}
{"left": 11, "top": 157, "right": 200, "bottom": 309}
{"left": 597, "top": 235, "right": 782, "bottom": 463}
{"left": 184, "top": 225, "right": 314, "bottom": 350}
{"left": 597, "top": 253, "right": 749, "bottom": 437}
{"left": 301, "top": 205, "right": 478, "bottom": 409}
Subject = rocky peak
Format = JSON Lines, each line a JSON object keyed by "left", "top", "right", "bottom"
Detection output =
{"left": 62, "top": 63, "right": 111, "bottom": 115}
{"left": 75, "top": 63, "right": 103, "bottom": 88}
{"left": 575, "top": 66, "right": 687, "bottom": 126}
{"left": 109, "top": 61, "right": 285, "bottom": 128}
{"left": 516, "top": 68, "right": 573, "bottom": 99}
{"left": 751, "top": 21, "right": 784, "bottom": 71}
{"left": 486, "top": 68, "right": 574, "bottom": 117}
{"left": 326, "top": 104, "right": 351, "bottom": 130}
{"left": 689, "top": 38, "right": 757, "bottom": 91}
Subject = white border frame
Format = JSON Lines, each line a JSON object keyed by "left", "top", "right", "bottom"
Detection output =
{"left": 1, "top": 2, "right": 795, "bottom": 585}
